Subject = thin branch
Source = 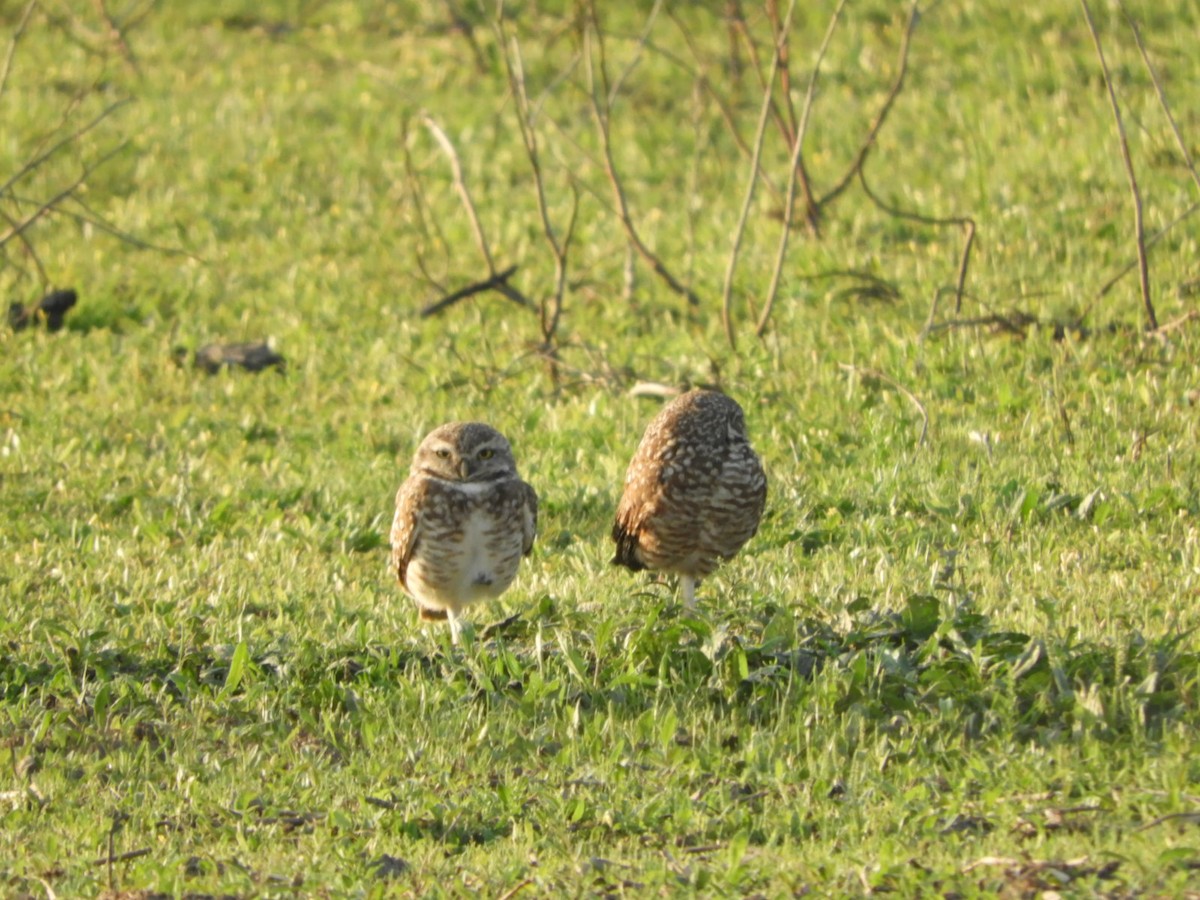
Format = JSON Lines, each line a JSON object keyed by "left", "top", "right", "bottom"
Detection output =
{"left": 1134, "top": 810, "right": 1200, "bottom": 832}
{"left": 838, "top": 362, "right": 929, "bottom": 447}
{"left": 757, "top": 0, "right": 847, "bottom": 339}
{"left": 818, "top": 4, "right": 920, "bottom": 210}
{"left": 1121, "top": 3, "right": 1200, "bottom": 199}
{"left": 497, "top": 15, "right": 579, "bottom": 347}
{"left": 7, "top": 191, "right": 204, "bottom": 262}
{"left": 720, "top": 0, "right": 797, "bottom": 351}
{"left": 857, "top": 164, "right": 976, "bottom": 321}
{"left": 0, "top": 205, "right": 51, "bottom": 285}
{"left": 91, "top": 0, "right": 139, "bottom": 74}
{"left": 642, "top": 16, "right": 784, "bottom": 202}
{"left": 91, "top": 847, "right": 151, "bottom": 867}
{"left": 583, "top": 5, "right": 701, "bottom": 310}
{"left": 1148, "top": 308, "right": 1199, "bottom": 338}
{"left": 765, "top": 0, "right": 798, "bottom": 139}
{"left": 0, "top": 0, "right": 38, "bottom": 102}
{"left": 419, "top": 264, "right": 521, "bottom": 318}
{"left": 0, "top": 142, "right": 129, "bottom": 250}
{"left": 1079, "top": 0, "right": 1156, "bottom": 330}
{"left": 0, "top": 98, "right": 130, "bottom": 197}
{"left": 762, "top": 1, "right": 820, "bottom": 230}
{"left": 606, "top": 0, "right": 664, "bottom": 108}
{"left": 421, "top": 113, "right": 497, "bottom": 275}
{"left": 1097, "top": 200, "right": 1200, "bottom": 297}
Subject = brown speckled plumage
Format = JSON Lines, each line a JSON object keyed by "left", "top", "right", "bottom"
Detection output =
{"left": 612, "top": 390, "right": 766, "bottom": 607}
{"left": 390, "top": 422, "right": 537, "bottom": 643}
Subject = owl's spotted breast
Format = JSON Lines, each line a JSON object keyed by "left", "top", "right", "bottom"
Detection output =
{"left": 390, "top": 422, "right": 537, "bottom": 643}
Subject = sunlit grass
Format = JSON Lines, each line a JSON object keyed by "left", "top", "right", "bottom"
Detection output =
{"left": 1, "top": 0, "right": 1199, "bottom": 895}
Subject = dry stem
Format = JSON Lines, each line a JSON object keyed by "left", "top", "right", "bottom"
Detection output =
{"left": 838, "top": 362, "right": 929, "bottom": 447}
{"left": 855, "top": 165, "right": 976, "bottom": 328}
{"left": 720, "top": 0, "right": 797, "bottom": 351}
{"left": 1079, "top": 0, "right": 1156, "bottom": 330}
{"left": 420, "top": 113, "right": 534, "bottom": 315}
{"left": 497, "top": 15, "right": 580, "bottom": 348}
{"left": 756, "top": 0, "right": 848, "bottom": 339}
{"left": 1121, "top": 3, "right": 1200, "bottom": 198}
{"left": 818, "top": 4, "right": 920, "bottom": 210}
{"left": 583, "top": 3, "right": 701, "bottom": 310}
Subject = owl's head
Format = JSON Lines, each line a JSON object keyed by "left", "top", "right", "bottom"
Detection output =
{"left": 412, "top": 422, "right": 518, "bottom": 482}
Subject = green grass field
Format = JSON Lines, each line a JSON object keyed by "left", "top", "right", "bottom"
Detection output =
{"left": 2, "top": 1, "right": 1199, "bottom": 896}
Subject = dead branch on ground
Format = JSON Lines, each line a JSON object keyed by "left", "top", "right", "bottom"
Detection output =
{"left": 582, "top": 3, "right": 701, "bottom": 311}
{"left": 1079, "top": 0, "right": 1156, "bottom": 330}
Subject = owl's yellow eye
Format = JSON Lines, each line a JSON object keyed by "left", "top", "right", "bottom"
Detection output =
{"left": 478, "top": 448, "right": 495, "bottom": 460}
{"left": 435, "top": 448, "right": 452, "bottom": 459}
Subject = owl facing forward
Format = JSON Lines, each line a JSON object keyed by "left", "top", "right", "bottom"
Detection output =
{"left": 612, "top": 390, "right": 766, "bottom": 608}
{"left": 390, "top": 422, "right": 537, "bottom": 644}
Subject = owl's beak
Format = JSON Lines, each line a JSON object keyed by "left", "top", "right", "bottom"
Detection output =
{"left": 458, "top": 459, "right": 473, "bottom": 479}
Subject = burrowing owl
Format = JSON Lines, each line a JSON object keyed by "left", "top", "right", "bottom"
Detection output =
{"left": 611, "top": 389, "right": 766, "bottom": 608}
{"left": 390, "top": 422, "right": 538, "bottom": 644}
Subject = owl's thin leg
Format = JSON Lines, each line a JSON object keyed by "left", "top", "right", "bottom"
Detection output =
{"left": 681, "top": 575, "right": 697, "bottom": 610}
{"left": 446, "top": 609, "right": 462, "bottom": 645}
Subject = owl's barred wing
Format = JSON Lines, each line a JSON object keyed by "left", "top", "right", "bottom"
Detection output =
{"left": 611, "top": 486, "right": 654, "bottom": 571}
{"left": 521, "top": 481, "right": 538, "bottom": 557}
{"left": 390, "top": 478, "right": 431, "bottom": 592}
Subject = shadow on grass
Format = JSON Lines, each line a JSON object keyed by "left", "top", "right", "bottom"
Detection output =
{"left": 2, "top": 594, "right": 1195, "bottom": 747}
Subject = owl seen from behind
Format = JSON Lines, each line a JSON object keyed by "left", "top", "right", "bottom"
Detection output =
{"left": 611, "top": 389, "right": 767, "bottom": 608}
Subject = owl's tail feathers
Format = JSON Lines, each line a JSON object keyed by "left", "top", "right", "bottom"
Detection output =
{"left": 610, "top": 521, "right": 646, "bottom": 572}
{"left": 417, "top": 605, "right": 448, "bottom": 621}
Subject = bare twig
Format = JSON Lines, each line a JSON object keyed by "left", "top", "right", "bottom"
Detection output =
{"left": 421, "top": 113, "right": 498, "bottom": 275}
{"left": 496, "top": 878, "right": 535, "bottom": 900}
{"left": 446, "top": 0, "right": 489, "bottom": 74}
{"left": 91, "top": 0, "right": 139, "bottom": 74}
{"left": 0, "top": 0, "right": 38, "bottom": 101}
{"left": 0, "top": 142, "right": 129, "bottom": 250}
{"left": 1121, "top": 3, "right": 1200, "bottom": 198}
{"left": 1148, "top": 309, "right": 1199, "bottom": 338}
{"left": 756, "top": 0, "right": 847, "bottom": 339}
{"left": 583, "top": 4, "right": 701, "bottom": 310}
{"left": 606, "top": 0, "right": 664, "bottom": 108}
{"left": 0, "top": 98, "right": 130, "bottom": 197}
{"left": 0, "top": 205, "right": 50, "bottom": 284}
{"left": 838, "top": 362, "right": 929, "bottom": 447}
{"left": 91, "top": 847, "right": 151, "bottom": 867}
{"left": 1096, "top": 201, "right": 1200, "bottom": 297}
{"left": 818, "top": 4, "right": 920, "bottom": 210}
{"left": 419, "top": 264, "right": 523, "bottom": 318}
{"left": 420, "top": 114, "right": 534, "bottom": 315}
{"left": 9, "top": 191, "right": 204, "bottom": 261}
{"left": 721, "top": 0, "right": 797, "bottom": 350}
{"left": 662, "top": 14, "right": 782, "bottom": 202}
{"left": 497, "top": 18, "right": 580, "bottom": 348}
{"left": 856, "top": 165, "right": 976, "bottom": 322}
{"left": 1079, "top": 0, "right": 1156, "bottom": 330}
{"left": 1134, "top": 810, "right": 1200, "bottom": 832}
